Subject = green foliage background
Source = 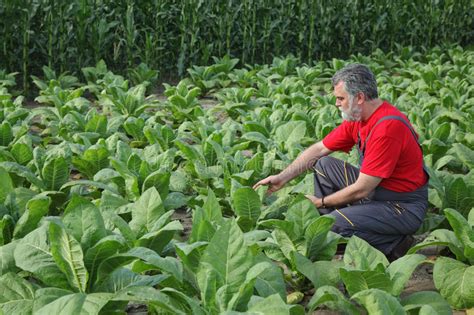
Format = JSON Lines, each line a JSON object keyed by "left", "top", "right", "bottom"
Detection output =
{"left": 1, "top": 0, "right": 473, "bottom": 91}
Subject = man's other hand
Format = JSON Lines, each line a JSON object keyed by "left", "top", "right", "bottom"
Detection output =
{"left": 252, "top": 175, "right": 286, "bottom": 194}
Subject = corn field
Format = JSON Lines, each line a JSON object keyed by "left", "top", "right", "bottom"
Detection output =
{"left": 0, "top": 0, "right": 473, "bottom": 92}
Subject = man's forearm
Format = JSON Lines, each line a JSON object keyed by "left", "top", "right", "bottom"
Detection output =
{"left": 279, "top": 141, "right": 331, "bottom": 183}
{"left": 319, "top": 173, "right": 382, "bottom": 208}
{"left": 323, "top": 184, "right": 368, "bottom": 207}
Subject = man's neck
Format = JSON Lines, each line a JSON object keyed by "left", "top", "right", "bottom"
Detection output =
{"left": 361, "top": 98, "right": 383, "bottom": 121}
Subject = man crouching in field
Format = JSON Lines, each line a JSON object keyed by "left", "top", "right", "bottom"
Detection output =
{"left": 253, "top": 64, "right": 429, "bottom": 261}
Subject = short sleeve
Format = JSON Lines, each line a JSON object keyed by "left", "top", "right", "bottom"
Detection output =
{"left": 360, "top": 135, "right": 403, "bottom": 178}
{"left": 322, "top": 121, "right": 356, "bottom": 153}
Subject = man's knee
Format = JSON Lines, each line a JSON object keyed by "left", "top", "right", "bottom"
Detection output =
{"left": 315, "top": 156, "right": 334, "bottom": 170}
{"left": 330, "top": 214, "right": 355, "bottom": 238}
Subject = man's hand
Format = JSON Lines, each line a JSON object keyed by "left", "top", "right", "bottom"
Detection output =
{"left": 253, "top": 175, "right": 286, "bottom": 194}
{"left": 304, "top": 195, "right": 323, "bottom": 208}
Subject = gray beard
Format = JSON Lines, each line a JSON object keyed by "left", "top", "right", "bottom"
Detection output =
{"left": 341, "top": 110, "right": 360, "bottom": 122}
{"left": 341, "top": 95, "right": 361, "bottom": 121}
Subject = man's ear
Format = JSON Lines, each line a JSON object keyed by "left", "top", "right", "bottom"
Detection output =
{"left": 357, "top": 92, "right": 365, "bottom": 104}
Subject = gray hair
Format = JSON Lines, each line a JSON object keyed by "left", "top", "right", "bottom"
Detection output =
{"left": 332, "top": 64, "right": 378, "bottom": 100}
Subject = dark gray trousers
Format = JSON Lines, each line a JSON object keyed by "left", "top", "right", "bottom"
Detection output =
{"left": 313, "top": 156, "right": 428, "bottom": 254}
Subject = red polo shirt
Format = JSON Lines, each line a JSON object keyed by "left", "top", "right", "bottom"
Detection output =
{"left": 322, "top": 101, "right": 428, "bottom": 192}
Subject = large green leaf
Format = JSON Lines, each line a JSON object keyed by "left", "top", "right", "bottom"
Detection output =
{"left": 13, "top": 195, "right": 51, "bottom": 239}
{"left": 175, "top": 139, "right": 205, "bottom": 163}
{"left": 469, "top": 207, "right": 474, "bottom": 227}
{"left": 408, "top": 229, "right": 464, "bottom": 260}
{"left": 0, "top": 161, "right": 45, "bottom": 189}
{"left": 94, "top": 268, "right": 168, "bottom": 293}
{"left": 5, "top": 187, "right": 37, "bottom": 218}
{"left": 352, "top": 289, "right": 406, "bottom": 315}
{"left": 418, "top": 305, "right": 439, "bottom": 315}
{"left": 253, "top": 254, "right": 286, "bottom": 300}
{"left": 232, "top": 187, "right": 261, "bottom": 231}
{"left": 243, "top": 152, "right": 264, "bottom": 178}
{"left": 344, "top": 236, "right": 389, "bottom": 270}
{"left": 72, "top": 146, "right": 109, "bottom": 179}
{"left": 444, "top": 208, "right": 474, "bottom": 263}
{"left": 32, "top": 288, "right": 72, "bottom": 313}
{"left": 123, "top": 117, "right": 145, "bottom": 140}
{"left": 340, "top": 265, "right": 392, "bottom": 297}
{"left": 293, "top": 252, "right": 342, "bottom": 288}
{"left": 129, "top": 187, "right": 165, "bottom": 235}
{"left": 41, "top": 156, "right": 69, "bottom": 191}
{"left": 124, "top": 247, "right": 183, "bottom": 283}
{"left": 84, "top": 235, "right": 127, "bottom": 289}
{"left": 60, "top": 179, "right": 120, "bottom": 195}
{"left": 189, "top": 207, "right": 217, "bottom": 243}
{"left": 274, "top": 121, "right": 306, "bottom": 149}
{"left": 102, "top": 212, "right": 136, "bottom": 244}
{"left": 0, "top": 122, "right": 13, "bottom": 146}
{"left": 416, "top": 212, "right": 445, "bottom": 234}
{"left": 304, "top": 215, "right": 335, "bottom": 260}
{"left": 432, "top": 122, "right": 451, "bottom": 143}
{"left": 203, "top": 188, "right": 223, "bottom": 224}
{"left": 258, "top": 219, "right": 295, "bottom": 240}
{"left": 241, "top": 132, "right": 270, "bottom": 148}
{"left": 0, "top": 215, "right": 14, "bottom": 245}
{"left": 113, "top": 286, "right": 184, "bottom": 314}
{"left": 109, "top": 157, "right": 140, "bottom": 200}
{"left": 387, "top": 254, "right": 426, "bottom": 296}
{"left": 225, "top": 262, "right": 274, "bottom": 312}
{"left": 0, "top": 167, "right": 13, "bottom": 203}
{"left": 137, "top": 217, "right": 183, "bottom": 254}
{"left": 246, "top": 294, "right": 304, "bottom": 314}
{"left": 14, "top": 224, "right": 69, "bottom": 289}
{"left": 433, "top": 256, "right": 474, "bottom": 309}
{"left": 0, "top": 273, "right": 35, "bottom": 314}
{"left": 175, "top": 241, "right": 208, "bottom": 273}
{"left": 160, "top": 287, "right": 207, "bottom": 315}
{"left": 285, "top": 197, "right": 319, "bottom": 236}
{"left": 142, "top": 170, "right": 170, "bottom": 200}
{"left": 10, "top": 143, "right": 33, "bottom": 166}
{"left": 35, "top": 292, "right": 114, "bottom": 315}
{"left": 401, "top": 291, "right": 451, "bottom": 315}
{"left": 127, "top": 153, "right": 142, "bottom": 176}
{"left": 272, "top": 228, "right": 298, "bottom": 262}
{"left": 445, "top": 178, "right": 470, "bottom": 212}
{"left": 0, "top": 241, "right": 18, "bottom": 275}
{"left": 62, "top": 195, "right": 107, "bottom": 252}
{"left": 197, "top": 220, "right": 253, "bottom": 310}
{"left": 308, "top": 285, "right": 360, "bottom": 314}
{"left": 452, "top": 143, "right": 474, "bottom": 169}
{"left": 49, "top": 222, "right": 88, "bottom": 293}
{"left": 93, "top": 253, "right": 138, "bottom": 288}
{"left": 85, "top": 114, "right": 107, "bottom": 135}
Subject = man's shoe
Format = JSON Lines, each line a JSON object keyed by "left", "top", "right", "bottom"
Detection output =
{"left": 387, "top": 235, "right": 415, "bottom": 262}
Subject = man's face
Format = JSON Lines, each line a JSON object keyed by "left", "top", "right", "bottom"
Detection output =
{"left": 333, "top": 81, "right": 362, "bottom": 122}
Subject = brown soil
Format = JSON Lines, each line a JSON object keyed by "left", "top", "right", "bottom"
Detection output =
{"left": 171, "top": 207, "right": 193, "bottom": 240}
{"left": 24, "top": 99, "right": 42, "bottom": 109}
